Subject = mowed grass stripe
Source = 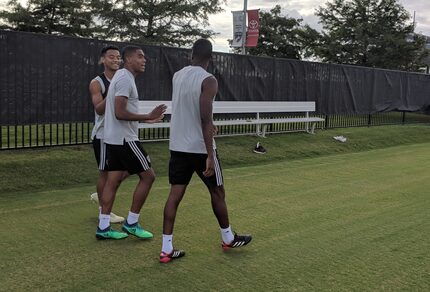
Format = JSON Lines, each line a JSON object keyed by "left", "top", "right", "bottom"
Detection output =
{"left": 0, "top": 143, "right": 429, "bottom": 291}
{"left": 2, "top": 124, "right": 430, "bottom": 195}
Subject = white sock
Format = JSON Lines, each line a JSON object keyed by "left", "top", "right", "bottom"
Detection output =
{"left": 221, "top": 225, "right": 234, "bottom": 244}
{"left": 98, "top": 214, "right": 110, "bottom": 230}
{"left": 162, "top": 234, "right": 173, "bottom": 254}
{"left": 127, "top": 211, "right": 140, "bottom": 225}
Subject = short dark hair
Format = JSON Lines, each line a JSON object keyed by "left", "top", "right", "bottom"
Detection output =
{"left": 100, "top": 46, "right": 120, "bottom": 57}
{"left": 122, "top": 45, "right": 143, "bottom": 63}
{"left": 192, "top": 39, "right": 212, "bottom": 62}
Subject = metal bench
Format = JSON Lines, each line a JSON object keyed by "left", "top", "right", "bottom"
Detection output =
{"left": 138, "top": 100, "right": 324, "bottom": 137}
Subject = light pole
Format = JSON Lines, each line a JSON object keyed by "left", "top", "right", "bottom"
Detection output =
{"left": 241, "top": 0, "right": 248, "bottom": 54}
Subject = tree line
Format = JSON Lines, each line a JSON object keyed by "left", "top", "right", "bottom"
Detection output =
{"left": 0, "top": 0, "right": 428, "bottom": 71}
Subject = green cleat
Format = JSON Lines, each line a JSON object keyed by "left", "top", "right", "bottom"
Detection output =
{"left": 96, "top": 227, "right": 128, "bottom": 240}
{"left": 122, "top": 222, "right": 153, "bottom": 239}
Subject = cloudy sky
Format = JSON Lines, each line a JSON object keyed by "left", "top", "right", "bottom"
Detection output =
{"left": 1, "top": 0, "right": 429, "bottom": 52}
{"left": 209, "top": 0, "right": 430, "bottom": 52}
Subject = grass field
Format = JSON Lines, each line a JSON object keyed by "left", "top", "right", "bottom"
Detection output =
{"left": 0, "top": 126, "right": 430, "bottom": 291}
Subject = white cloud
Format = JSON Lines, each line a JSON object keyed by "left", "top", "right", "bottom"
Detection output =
{"left": 1, "top": 0, "right": 429, "bottom": 51}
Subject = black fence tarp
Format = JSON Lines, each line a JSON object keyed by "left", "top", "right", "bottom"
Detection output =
{"left": 1, "top": 30, "right": 430, "bottom": 126}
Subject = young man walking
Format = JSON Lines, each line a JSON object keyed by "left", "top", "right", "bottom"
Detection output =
{"left": 96, "top": 45, "right": 166, "bottom": 240}
{"left": 89, "top": 46, "right": 124, "bottom": 223}
{"left": 160, "top": 39, "right": 252, "bottom": 263}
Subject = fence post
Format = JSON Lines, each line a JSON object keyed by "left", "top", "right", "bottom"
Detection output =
{"left": 402, "top": 111, "right": 406, "bottom": 125}
{"left": 325, "top": 115, "right": 329, "bottom": 129}
{"left": 367, "top": 114, "right": 372, "bottom": 127}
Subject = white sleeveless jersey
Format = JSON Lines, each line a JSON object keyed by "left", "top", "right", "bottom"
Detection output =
{"left": 169, "top": 65, "right": 216, "bottom": 154}
{"left": 103, "top": 68, "right": 140, "bottom": 145}
{"left": 91, "top": 75, "right": 110, "bottom": 139}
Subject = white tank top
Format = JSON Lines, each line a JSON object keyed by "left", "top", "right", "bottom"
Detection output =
{"left": 91, "top": 75, "right": 110, "bottom": 139}
{"left": 169, "top": 65, "right": 216, "bottom": 154}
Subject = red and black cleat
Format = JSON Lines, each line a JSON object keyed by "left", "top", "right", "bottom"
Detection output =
{"left": 159, "top": 249, "right": 186, "bottom": 263}
{"left": 222, "top": 233, "right": 252, "bottom": 250}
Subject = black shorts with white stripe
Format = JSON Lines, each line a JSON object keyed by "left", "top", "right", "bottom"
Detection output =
{"left": 168, "top": 150, "right": 224, "bottom": 189}
{"left": 105, "top": 140, "right": 151, "bottom": 174}
{"left": 92, "top": 138, "right": 107, "bottom": 171}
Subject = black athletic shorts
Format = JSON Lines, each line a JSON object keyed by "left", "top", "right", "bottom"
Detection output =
{"left": 105, "top": 140, "right": 151, "bottom": 175}
{"left": 169, "top": 150, "right": 224, "bottom": 189}
{"left": 92, "top": 138, "right": 107, "bottom": 171}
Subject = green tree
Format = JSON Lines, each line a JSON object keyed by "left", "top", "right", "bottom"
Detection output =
{"left": 245, "top": 5, "right": 319, "bottom": 59}
{"left": 315, "top": 0, "right": 428, "bottom": 71}
{"left": 0, "top": 0, "right": 98, "bottom": 37}
{"left": 93, "top": 0, "right": 225, "bottom": 46}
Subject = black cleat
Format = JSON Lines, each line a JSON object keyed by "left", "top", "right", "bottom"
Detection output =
{"left": 253, "top": 142, "right": 266, "bottom": 154}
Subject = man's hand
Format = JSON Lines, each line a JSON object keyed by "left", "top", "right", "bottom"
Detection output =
{"left": 213, "top": 125, "right": 218, "bottom": 136}
{"left": 146, "top": 104, "right": 167, "bottom": 122}
{"left": 203, "top": 156, "right": 215, "bottom": 177}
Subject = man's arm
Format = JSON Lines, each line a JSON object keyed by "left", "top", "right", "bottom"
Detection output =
{"left": 200, "top": 76, "right": 218, "bottom": 177}
{"left": 113, "top": 76, "right": 166, "bottom": 122}
{"left": 114, "top": 96, "right": 166, "bottom": 122}
{"left": 89, "top": 80, "right": 106, "bottom": 115}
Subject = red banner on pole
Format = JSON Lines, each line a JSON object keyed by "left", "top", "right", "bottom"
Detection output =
{"left": 245, "top": 9, "right": 260, "bottom": 47}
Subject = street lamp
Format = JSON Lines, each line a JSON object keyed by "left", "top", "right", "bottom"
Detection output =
{"left": 241, "top": 0, "right": 248, "bottom": 55}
